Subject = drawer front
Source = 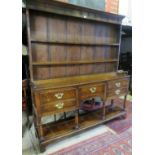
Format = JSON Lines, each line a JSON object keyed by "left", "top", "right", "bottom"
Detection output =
{"left": 107, "top": 87, "right": 128, "bottom": 98}
{"left": 79, "top": 83, "right": 105, "bottom": 100}
{"left": 41, "top": 99, "right": 77, "bottom": 114}
{"left": 40, "top": 88, "right": 76, "bottom": 104}
{"left": 107, "top": 79, "right": 129, "bottom": 89}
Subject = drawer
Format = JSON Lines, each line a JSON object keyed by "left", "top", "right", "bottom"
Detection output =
{"left": 41, "top": 99, "right": 77, "bottom": 114}
{"left": 79, "top": 83, "right": 105, "bottom": 100}
{"left": 107, "top": 87, "right": 128, "bottom": 98}
{"left": 40, "top": 88, "right": 76, "bottom": 104}
{"left": 107, "top": 78, "right": 129, "bottom": 89}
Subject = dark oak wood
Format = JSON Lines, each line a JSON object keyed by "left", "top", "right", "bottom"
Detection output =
{"left": 26, "top": 0, "right": 129, "bottom": 152}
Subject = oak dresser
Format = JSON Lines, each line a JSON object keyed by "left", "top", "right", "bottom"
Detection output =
{"left": 26, "top": 0, "right": 130, "bottom": 152}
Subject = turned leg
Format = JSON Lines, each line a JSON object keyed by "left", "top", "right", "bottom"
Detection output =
{"left": 64, "top": 112, "right": 66, "bottom": 119}
{"left": 109, "top": 99, "right": 114, "bottom": 111}
{"left": 75, "top": 109, "right": 79, "bottom": 129}
{"left": 110, "top": 99, "right": 114, "bottom": 107}
{"left": 39, "top": 143, "right": 46, "bottom": 153}
{"left": 123, "top": 95, "right": 127, "bottom": 110}
{"left": 122, "top": 95, "right": 127, "bottom": 119}
{"left": 75, "top": 89, "right": 79, "bottom": 129}
{"left": 36, "top": 116, "right": 44, "bottom": 141}
{"left": 36, "top": 116, "right": 45, "bottom": 152}
{"left": 54, "top": 114, "right": 56, "bottom": 122}
{"left": 33, "top": 113, "right": 38, "bottom": 138}
{"left": 102, "top": 101, "right": 106, "bottom": 120}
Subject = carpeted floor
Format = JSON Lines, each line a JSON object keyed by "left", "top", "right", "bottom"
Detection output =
{"left": 107, "top": 99, "right": 132, "bottom": 134}
{"left": 49, "top": 99, "right": 132, "bottom": 155}
{"left": 50, "top": 129, "right": 131, "bottom": 155}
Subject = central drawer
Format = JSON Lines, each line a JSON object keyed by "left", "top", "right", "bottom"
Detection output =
{"left": 79, "top": 83, "right": 105, "bottom": 100}
{"left": 40, "top": 88, "right": 76, "bottom": 104}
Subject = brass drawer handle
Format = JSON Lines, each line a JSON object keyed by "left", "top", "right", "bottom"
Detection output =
{"left": 89, "top": 87, "right": 96, "bottom": 93}
{"left": 55, "top": 102, "right": 64, "bottom": 109}
{"left": 115, "top": 82, "right": 121, "bottom": 87}
{"left": 55, "top": 93, "right": 64, "bottom": 99}
{"left": 115, "top": 89, "right": 121, "bottom": 95}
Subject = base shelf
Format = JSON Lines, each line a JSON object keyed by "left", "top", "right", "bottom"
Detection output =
{"left": 41, "top": 105, "right": 126, "bottom": 145}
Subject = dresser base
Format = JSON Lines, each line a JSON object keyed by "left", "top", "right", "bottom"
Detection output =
{"left": 37, "top": 104, "right": 127, "bottom": 152}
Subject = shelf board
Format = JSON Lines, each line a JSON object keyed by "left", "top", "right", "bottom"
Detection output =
{"left": 31, "top": 40, "right": 120, "bottom": 46}
{"left": 41, "top": 106, "right": 126, "bottom": 145}
{"left": 32, "top": 59, "right": 118, "bottom": 66}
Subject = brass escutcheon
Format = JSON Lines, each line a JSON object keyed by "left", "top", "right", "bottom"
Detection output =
{"left": 115, "top": 89, "right": 121, "bottom": 95}
{"left": 89, "top": 87, "right": 96, "bottom": 93}
{"left": 55, "top": 93, "right": 64, "bottom": 99}
{"left": 115, "top": 82, "right": 121, "bottom": 87}
{"left": 55, "top": 102, "right": 64, "bottom": 109}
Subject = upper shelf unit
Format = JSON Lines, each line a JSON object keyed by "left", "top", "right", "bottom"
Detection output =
{"left": 26, "top": 0, "right": 124, "bottom": 80}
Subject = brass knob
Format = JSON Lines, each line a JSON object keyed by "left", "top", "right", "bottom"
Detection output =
{"left": 115, "top": 82, "right": 121, "bottom": 87}
{"left": 55, "top": 102, "right": 64, "bottom": 109}
{"left": 55, "top": 93, "right": 64, "bottom": 99}
{"left": 115, "top": 89, "right": 121, "bottom": 95}
{"left": 89, "top": 87, "right": 96, "bottom": 93}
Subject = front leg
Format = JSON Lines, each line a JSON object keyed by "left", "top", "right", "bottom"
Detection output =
{"left": 108, "top": 99, "right": 114, "bottom": 112}
{"left": 102, "top": 100, "right": 106, "bottom": 120}
{"left": 74, "top": 109, "right": 79, "bottom": 129}
{"left": 123, "top": 95, "right": 127, "bottom": 110}
{"left": 39, "top": 143, "right": 46, "bottom": 153}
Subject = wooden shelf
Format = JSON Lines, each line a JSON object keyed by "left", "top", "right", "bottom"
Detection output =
{"left": 31, "top": 40, "right": 120, "bottom": 46}
{"left": 32, "top": 59, "right": 118, "bottom": 66}
{"left": 41, "top": 106, "right": 126, "bottom": 145}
